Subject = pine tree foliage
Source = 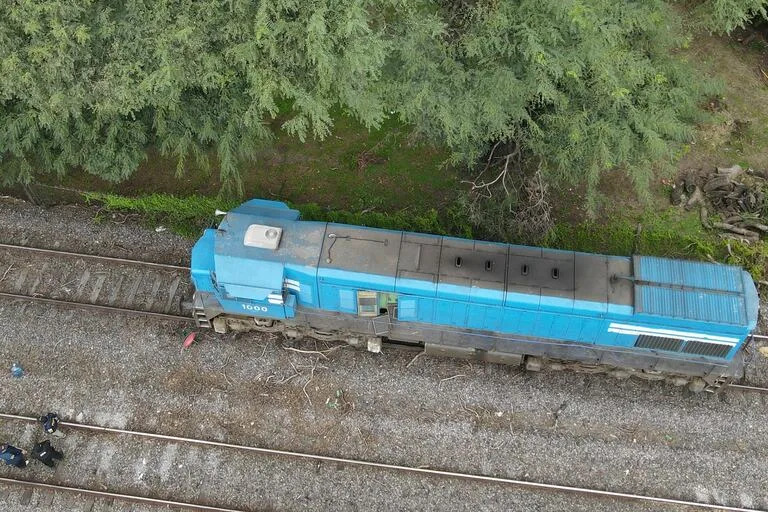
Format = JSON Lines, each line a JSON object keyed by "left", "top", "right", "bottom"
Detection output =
{"left": 0, "top": 1, "right": 763, "bottom": 197}
{"left": 387, "top": 1, "right": 717, "bottom": 203}
{"left": 0, "top": 0, "right": 391, "bottom": 191}
{"left": 687, "top": 0, "right": 768, "bottom": 33}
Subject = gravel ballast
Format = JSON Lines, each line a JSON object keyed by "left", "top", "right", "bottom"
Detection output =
{"left": 0, "top": 197, "right": 767, "bottom": 511}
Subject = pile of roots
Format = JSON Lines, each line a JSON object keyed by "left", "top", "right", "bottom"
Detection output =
{"left": 673, "top": 164, "right": 768, "bottom": 243}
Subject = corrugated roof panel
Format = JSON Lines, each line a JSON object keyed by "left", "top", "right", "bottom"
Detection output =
{"left": 634, "top": 256, "right": 742, "bottom": 292}
{"left": 636, "top": 285, "right": 746, "bottom": 325}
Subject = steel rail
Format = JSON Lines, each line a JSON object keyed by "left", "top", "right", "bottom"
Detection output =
{"left": 0, "top": 291, "right": 193, "bottom": 323}
{"left": 4, "top": 289, "right": 768, "bottom": 394}
{"left": 4, "top": 240, "right": 768, "bottom": 341}
{"left": 3, "top": 292, "right": 768, "bottom": 394}
{"left": 0, "top": 413, "right": 762, "bottom": 512}
{"left": 0, "top": 242, "right": 190, "bottom": 271}
{"left": 3, "top": 280, "right": 768, "bottom": 395}
{"left": 0, "top": 476, "right": 245, "bottom": 512}
{"left": 729, "top": 383, "right": 768, "bottom": 393}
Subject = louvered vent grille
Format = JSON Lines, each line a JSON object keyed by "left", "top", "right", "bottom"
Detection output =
{"left": 634, "top": 335, "right": 684, "bottom": 352}
{"left": 634, "top": 335, "right": 732, "bottom": 358}
{"left": 682, "top": 341, "right": 731, "bottom": 358}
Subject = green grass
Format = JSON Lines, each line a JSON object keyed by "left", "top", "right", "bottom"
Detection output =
{"left": 83, "top": 192, "right": 466, "bottom": 240}
{"left": 85, "top": 191, "right": 768, "bottom": 280}
{"left": 546, "top": 209, "right": 707, "bottom": 257}
{"left": 547, "top": 209, "right": 768, "bottom": 280}
{"left": 676, "top": 32, "right": 768, "bottom": 173}
{"left": 64, "top": 113, "right": 456, "bottom": 214}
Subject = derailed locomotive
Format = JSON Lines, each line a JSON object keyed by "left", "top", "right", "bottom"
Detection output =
{"left": 190, "top": 199, "right": 759, "bottom": 392}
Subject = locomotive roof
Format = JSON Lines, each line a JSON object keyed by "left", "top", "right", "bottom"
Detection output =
{"left": 317, "top": 224, "right": 634, "bottom": 307}
{"left": 633, "top": 256, "right": 753, "bottom": 326}
{"left": 216, "top": 200, "right": 757, "bottom": 328}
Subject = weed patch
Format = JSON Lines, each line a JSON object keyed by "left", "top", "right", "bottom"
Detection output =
{"left": 83, "top": 191, "right": 767, "bottom": 280}
{"left": 83, "top": 192, "right": 468, "bottom": 240}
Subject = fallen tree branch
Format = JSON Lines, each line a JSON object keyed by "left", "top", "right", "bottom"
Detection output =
{"left": 712, "top": 222, "right": 760, "bottom": 238}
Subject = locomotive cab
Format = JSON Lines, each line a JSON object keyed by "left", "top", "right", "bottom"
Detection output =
{"left": 190, "top": 200, "right": 305, "bottom": 329}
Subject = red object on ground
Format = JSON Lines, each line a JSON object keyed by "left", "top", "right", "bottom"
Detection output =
{"left": 183, "top": 332, "right": 197, "bottom": 348}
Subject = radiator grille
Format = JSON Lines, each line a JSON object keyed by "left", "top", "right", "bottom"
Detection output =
{"left": 682, "top": 341, "right": 732, "bottom": 358}
{"left": 634, "top": 335, "right": 684, "bottom": 352}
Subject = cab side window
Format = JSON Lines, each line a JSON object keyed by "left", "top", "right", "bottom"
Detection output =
{"left": 357, "top": 291, "right": 378, "bottom": 317}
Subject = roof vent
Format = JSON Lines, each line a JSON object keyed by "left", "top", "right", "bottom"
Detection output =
{"left": 244, "top": 224, "right": 283, "bottom": 250}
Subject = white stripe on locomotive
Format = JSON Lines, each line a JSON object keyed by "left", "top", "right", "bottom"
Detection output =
{"left": 608, "top": 323, "right": 739, "bottom": 345}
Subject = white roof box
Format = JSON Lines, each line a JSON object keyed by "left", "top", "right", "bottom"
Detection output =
{"left": 244, "top": 224, "right": 283, "bottom": 250}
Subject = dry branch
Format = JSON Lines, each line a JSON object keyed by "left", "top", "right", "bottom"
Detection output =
{"left": 712, "top": 222, "right": 759, "bottom": 238}
{"left": 684, "top": 164, "right": 768, "bottom": 240}
{"left": 684, "top": 186, "right": 704, "bottom": 210}
{"left": 699, "top": 207, "right": 711, "bottom": 229}
{"left": 703, "top": 176, "right": 733, "bottom": 192}
{"left": 716, "top": 164, "right": 743, "bottom": 178}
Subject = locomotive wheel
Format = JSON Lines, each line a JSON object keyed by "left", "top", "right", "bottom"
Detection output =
{"left": 688, "top": 378, "right": 707, "bottom": 393}
{"left": 667, "top": 377, "right": 690, "bottom": 387}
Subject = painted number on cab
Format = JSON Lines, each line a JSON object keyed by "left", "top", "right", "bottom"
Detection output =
{"left": 242, "top": 304, "right": 268, "bottom": 312}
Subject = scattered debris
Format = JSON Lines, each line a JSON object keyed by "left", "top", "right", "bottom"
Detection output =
{"left": 439, "top": 374, "right": 466, "bottom": 384}
{"left": 406, "top": 350, "right": 425, "bottom": 368}
{"left": 461, "top": 401, "right": 480, "bottom": 419}
{"left": 282, "top": 344, "right": 345, "bottom": 359}
{"left": 155, "top": 226, "right": 167, "bottom": 232}
{"left": 0, "top": 264, "right": 14, "bottom": 283}
{"left": 182, "top": 332, "right": 197, "bottom": 349}
{"left": 551, "top": 402, "right": 567, "bottom": 429}
{"left": 356, "top": 136, "right": 390, "bottom": 174}
{"left": 325, "top": 389, "right": 353, "bottom": 412}
{"left": 10, "top": 362, "right": 23, "bottom": 378}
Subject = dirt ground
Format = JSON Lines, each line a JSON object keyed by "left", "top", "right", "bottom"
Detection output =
{"left": 0, "top": 196, "right": 767, "bottom": 511}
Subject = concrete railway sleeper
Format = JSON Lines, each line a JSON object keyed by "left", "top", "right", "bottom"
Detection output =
{"left": 0, "top": 242, "right": 193, "bottom": 318}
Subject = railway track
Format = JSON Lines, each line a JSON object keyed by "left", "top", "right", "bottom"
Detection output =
{"left": 0, "top": 477, "right": 242, "bottom": 512}
{"left": 0, "top": 242, "right": 767, "bottom": 509}
{"left": 728, "top": 383, "right": 768, "bottom": 393}
{"left": 1, "top": 241, "right": 768, "bottom": 394}
{"left": 0, "top": 413, "right": 763, "bottom": 512}
{"left": 0, "top": 242, "right": 193, "bottom": 322}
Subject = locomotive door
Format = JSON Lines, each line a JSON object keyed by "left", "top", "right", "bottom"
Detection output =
{"left": 357, "top": 290, "right": 396, "bottom": 335}
{"left": 371, "top": 315, "right": 390, "bottom": 336}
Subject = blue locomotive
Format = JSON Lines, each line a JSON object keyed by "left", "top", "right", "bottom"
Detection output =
{"left": 190, "top": 199, "right": 759, "bottom": 392}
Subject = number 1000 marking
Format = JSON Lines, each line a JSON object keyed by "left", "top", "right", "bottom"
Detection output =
{"left": 242, "top": 304, "right": 268, "bottom": 312}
